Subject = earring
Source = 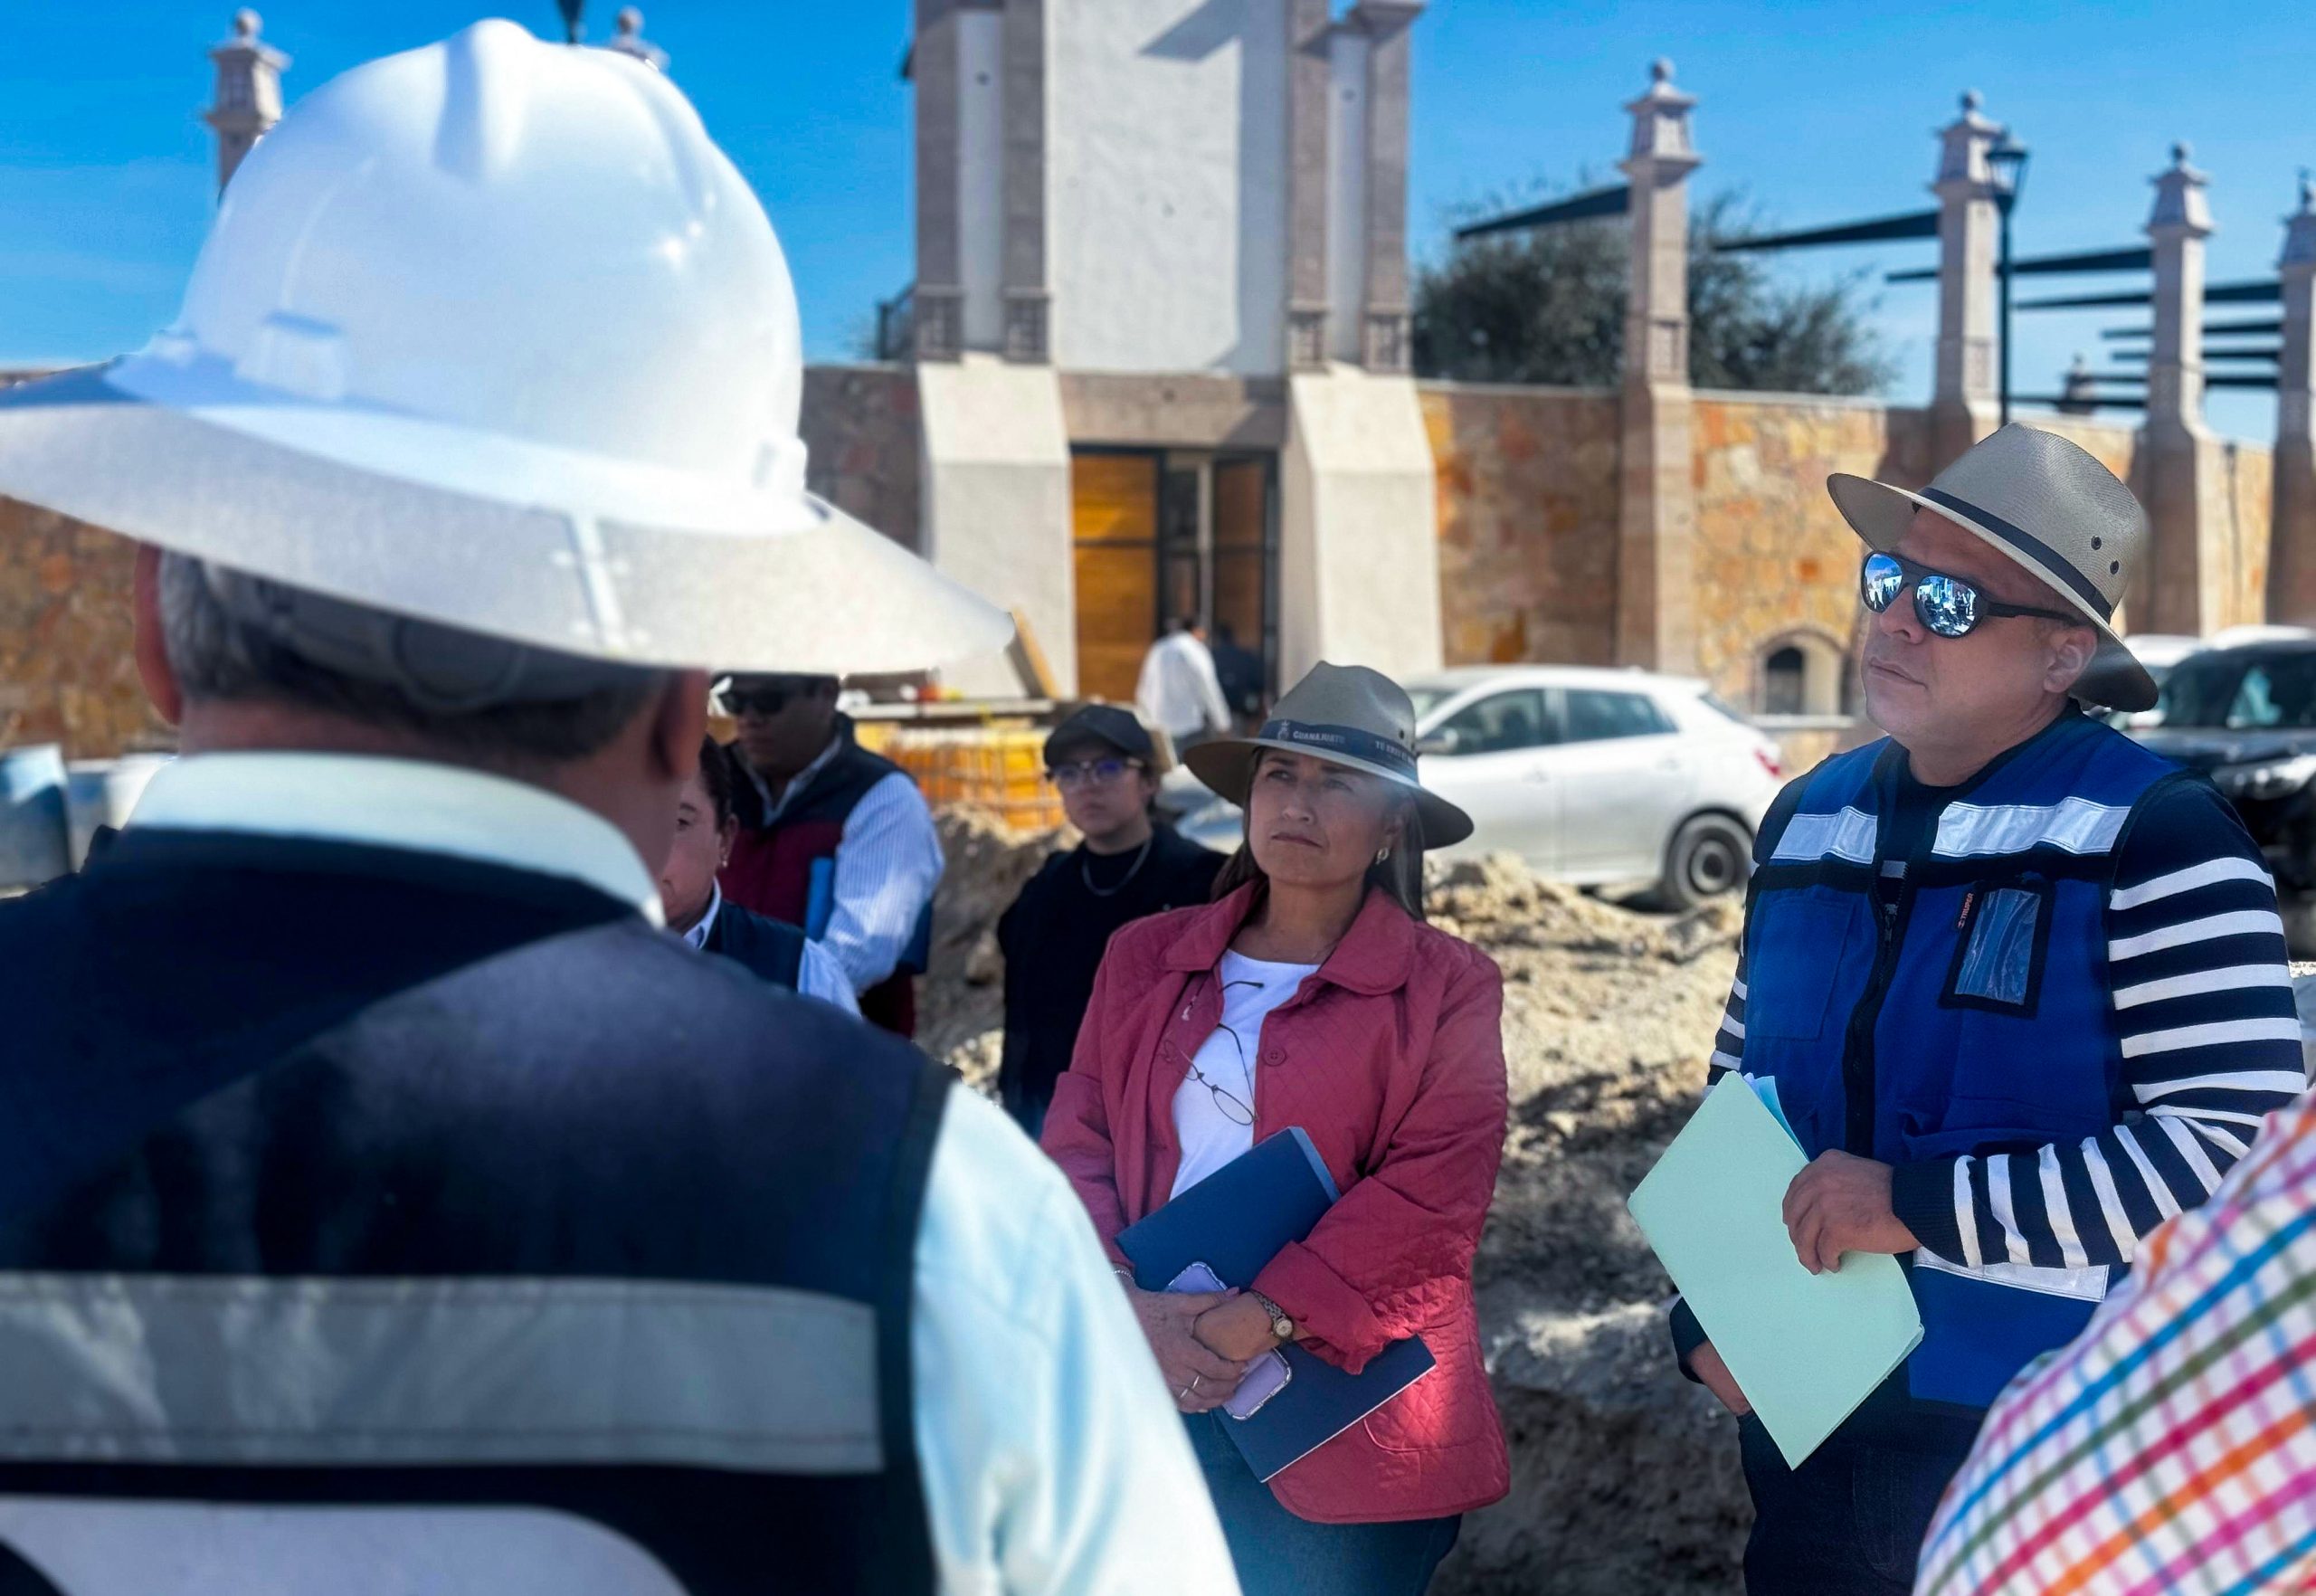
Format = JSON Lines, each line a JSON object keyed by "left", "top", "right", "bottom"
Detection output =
{"left": 1375, "top": 847, "right": 1391, "bottom": 865}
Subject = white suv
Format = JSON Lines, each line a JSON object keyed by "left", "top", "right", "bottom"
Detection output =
{"left": 1176, "top": 665, "right": 1786, "bottom": 907}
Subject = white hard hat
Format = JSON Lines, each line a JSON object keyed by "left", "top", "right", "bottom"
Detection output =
{"left": 0, "top": 19, "right": 1009, "bottom": 677}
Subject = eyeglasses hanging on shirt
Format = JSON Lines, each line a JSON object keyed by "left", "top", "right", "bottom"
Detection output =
{"left": 1183, "top": 979, "right": 1261, "bottom": 1127}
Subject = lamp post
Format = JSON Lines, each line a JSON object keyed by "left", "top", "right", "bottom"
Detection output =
{"left": 1989, "top": 132, "right": 2031, "bottom": 426}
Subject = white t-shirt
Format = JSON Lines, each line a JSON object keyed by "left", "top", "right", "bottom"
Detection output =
{"left": 1168, "top": 952, "right": 1320, "bottom": 1200}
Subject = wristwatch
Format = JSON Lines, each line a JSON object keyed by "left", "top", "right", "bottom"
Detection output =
{"left": 1248, "top": 1289, "right": 1294, "bottom": 1344}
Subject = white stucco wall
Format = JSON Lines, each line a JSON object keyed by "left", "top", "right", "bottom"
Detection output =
{"left": 1048, "top": 0, "right": 1288, "bottom": 377}
{"left": 1279, "top": 367, "right": 1443, "bottom": 685}
{"left": 917, "top": 356, "right": 1076, "bottom": 696}
{"left": 957, "top": 8, "right": 1006, "bottom": 352}
{"left": 1324, "top": 31, "right": 1370, "bottom": 364}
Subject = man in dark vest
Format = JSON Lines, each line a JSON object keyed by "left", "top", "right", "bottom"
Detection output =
{"left": 0, "top": 24, "right": 1234, "bottom": 1596}
{"left": 718, "top": 671, "right": 943, "bottom": 1036}
{"left": 660, "top": 736, "right": 858, "bottom": 1012}
{"left": 1670, "top": 426, "right": 2304, "bottom": 1594}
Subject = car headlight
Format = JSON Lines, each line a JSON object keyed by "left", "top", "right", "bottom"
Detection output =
{"left": 2218, "top": 754, "right": 2316, "bottom": 801}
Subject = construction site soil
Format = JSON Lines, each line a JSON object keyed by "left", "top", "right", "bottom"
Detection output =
{"left": 925, "top": 812, "right": 1750, "bottom": 1594}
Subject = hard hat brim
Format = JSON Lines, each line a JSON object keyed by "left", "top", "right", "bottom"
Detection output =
{"left": 0, "top": 365, "right": 1014, "bottom": 677}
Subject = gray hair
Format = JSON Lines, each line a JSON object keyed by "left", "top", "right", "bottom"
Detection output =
{"left": 157, "top": 552, "right": 667, "bottom": 764}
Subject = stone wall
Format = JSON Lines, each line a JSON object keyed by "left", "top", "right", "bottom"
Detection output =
{"left": 1421, "top": 382, "right": 1621, "bottom": 668}
{"left": 800, "top": 363, "right": 924, "bottom": 552}
{"left": 0, "top": 496, "right": 168, "bottom": 759}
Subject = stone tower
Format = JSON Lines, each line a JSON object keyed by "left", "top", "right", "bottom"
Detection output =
{"left": 202, "top": 10, "right": 289, "bottom": 195}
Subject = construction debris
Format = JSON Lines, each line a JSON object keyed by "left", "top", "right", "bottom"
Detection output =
{"left": 925, "top": 812, "right": 1750, "bottom": 1593}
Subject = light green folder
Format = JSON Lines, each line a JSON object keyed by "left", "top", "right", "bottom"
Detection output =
{"left": 1628, "top": 1074, "right": 1923, "bottom": 1468}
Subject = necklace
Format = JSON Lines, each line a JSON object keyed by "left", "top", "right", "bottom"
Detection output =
{"left": 1081, "top": 833, "right": 1154, "bottom": 898}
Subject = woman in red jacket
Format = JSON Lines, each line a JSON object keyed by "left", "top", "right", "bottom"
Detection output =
{"left": 1042, "top": 662, "right": 1511, "bottom": 1596}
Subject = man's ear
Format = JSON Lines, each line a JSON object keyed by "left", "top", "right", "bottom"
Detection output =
{"left": 2045, "top": 624, "right": 2099, "bottom": 696}
{"left": 649, "top": 670, "right": 712, "bottom": 784}
{"left": 131, "top": 543, "right": 185, "bottom": 726}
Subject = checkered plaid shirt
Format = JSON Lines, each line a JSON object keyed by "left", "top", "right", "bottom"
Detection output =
{"left": 1917, "top": 1091, "right": 2316, "bottom": 1595}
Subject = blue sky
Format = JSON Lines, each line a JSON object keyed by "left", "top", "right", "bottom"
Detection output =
{"left": 4, "top": 1, "right": 2309, "bottom": 440}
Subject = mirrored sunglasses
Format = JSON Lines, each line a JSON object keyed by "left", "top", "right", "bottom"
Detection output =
{"left": 1859, "top": 551, "right": 2078, "bottom": 640}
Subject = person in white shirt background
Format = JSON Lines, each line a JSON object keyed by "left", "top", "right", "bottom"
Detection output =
{"left": 1136, "top": 616, "right": 1237, "bottom": 752}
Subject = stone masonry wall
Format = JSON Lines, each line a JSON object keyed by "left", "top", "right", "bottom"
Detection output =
{"left": 0, "top": 496, "right": 169, "bottom": 759}
{"left": 1421, "top": 383, "right": 1622, "bottom": 668}
{"left": 800, "top": 363, "right": 924, "bottom": 553}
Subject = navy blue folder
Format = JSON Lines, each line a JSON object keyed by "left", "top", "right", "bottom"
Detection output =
{"left": 1116, "top": 1127, "right": 1438, "bottom": 1481}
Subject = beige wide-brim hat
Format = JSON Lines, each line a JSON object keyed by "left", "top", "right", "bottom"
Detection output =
{"left": 1827, "top": 423, "right": 2159, "bottom": 712}
{"left": 1184, "top": 661, "right": 1475, "bottom": 847}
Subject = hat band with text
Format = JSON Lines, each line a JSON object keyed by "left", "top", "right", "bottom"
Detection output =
{"left": 1258, "top": 719, "right": 1419, "bottom": 780}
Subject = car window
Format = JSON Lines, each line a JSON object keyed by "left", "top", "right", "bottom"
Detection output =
{"left": 2161, "top": 652, "right": 2316, "bottom": 728}
{"left": 1404, "top": 685, "right": 1456, "bottom": 722}
{"left": 1562, "top": 689, "right": 1675, "bottom": 743}
{"left": 1434, "top": 689, "right": 1551, "bottom": 755}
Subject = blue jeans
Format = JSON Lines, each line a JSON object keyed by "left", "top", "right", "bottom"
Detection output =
{"left": 1183, "top": 1412, "right": 1460, "bottom": 1596}
{"left": 1737, "top": 1412, "right": 1974, "bottom": 1595}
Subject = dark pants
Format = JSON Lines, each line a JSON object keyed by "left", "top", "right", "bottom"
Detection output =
{"left": 1184, "top": 1412, "right": 1460, "bottom": 1596}
{"left": 1738, "top": 1412, "right": 1975, "bottom": 1595}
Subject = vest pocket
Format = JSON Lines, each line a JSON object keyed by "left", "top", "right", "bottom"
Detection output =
{"left": 1746, "top": 891, "right": 1862, "bottom": 1040}
{"left": 1941, "top": 876, "right": 2054, "bottom": 1017}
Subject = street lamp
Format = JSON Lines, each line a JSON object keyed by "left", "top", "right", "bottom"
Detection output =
{"left": 1989, "top": 132, "right": 2031, "bottom": 426}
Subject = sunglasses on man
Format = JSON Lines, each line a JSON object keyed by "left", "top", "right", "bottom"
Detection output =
{"left": 720, "top": 679, "right": 826, "bottom": 718}
{"left": 1859, "top": 551, "right": 2080, "bottom": 640}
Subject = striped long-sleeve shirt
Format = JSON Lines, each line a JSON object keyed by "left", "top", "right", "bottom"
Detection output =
{"left": 1705, "top": 778, "right": 2307, "bottom": 1274}
{"left": 1916, "top": 1089, "right": 2316, "bottom": 1595}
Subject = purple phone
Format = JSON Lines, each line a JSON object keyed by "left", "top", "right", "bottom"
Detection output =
{"left": 1164, "top": 1262, "right": 1293, "bottom": 1420}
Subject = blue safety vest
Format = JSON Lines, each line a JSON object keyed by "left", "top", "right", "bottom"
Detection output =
{"left": 1742, "top": 709, "right": 2185, "bottom": 1409}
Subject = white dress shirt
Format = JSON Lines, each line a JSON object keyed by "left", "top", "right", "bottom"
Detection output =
{"left": 746, "top": 741, "right": 947, "bottom": 995}
{"left": 1134, "top": 631, "right": 1234, "bottom": 744}
{"left": 127, "top": 754, "right": 1237, "bottom": 1596}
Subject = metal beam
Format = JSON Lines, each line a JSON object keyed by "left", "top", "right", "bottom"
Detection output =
{"left": 1454, "top": 183, "right": 1629, "bottom": 240}
{"left": 2016, "top": 279, "right": 2283, "bottom": 311}
{"left": 2102, "top": 318, "right": 2283, "bottom": 340}
{"left": 1884, "top": 243, "right": 2151, "bottom": 284}
{"left": 2110, "top": 346, "right": 2281, "bottom": 365}
{"left": 2014, "top": 394, "right": 2148, "bottom": 410}
{"left": 1710, "top": 207, "right": 1940, "bottom": 253}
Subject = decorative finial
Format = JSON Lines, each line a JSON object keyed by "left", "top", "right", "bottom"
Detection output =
{"left": 2299, "top": 167, "right": 2313, "bottom": 211}
{"left": 233, "top": 7, "right": 259, "bottom": 37}
{"left": 1961, "top": 90, "right": 1982, "bottom": 112}
{"left": 2171, "top": 141, "right": 2192, "bottom": 167}
{"left": 1652, "top": 58, "right": 1673, "bottom": 84}
{"left": 616, "top": 6, "right": 642, "bottom": 36}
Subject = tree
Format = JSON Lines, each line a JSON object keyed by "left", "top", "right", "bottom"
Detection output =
{"left": 1412, "top": 190, "right": 1897, "bottom": 394}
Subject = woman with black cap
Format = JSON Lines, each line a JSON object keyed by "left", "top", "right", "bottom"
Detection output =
{"left": 1042, "top": 663, "right": 1511, "bottom": 1595}
{"left": 997, "top": 704, "right": 1221, "bottom": 1138}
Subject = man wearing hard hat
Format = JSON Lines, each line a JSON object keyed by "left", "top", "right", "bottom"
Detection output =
{"left": 0, "top": 24, "right": 1235, "bottom": 1596}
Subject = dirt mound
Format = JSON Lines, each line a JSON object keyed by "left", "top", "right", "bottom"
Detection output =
{"left": 920, "top": 820, "right": 1748, "bottom": 1593}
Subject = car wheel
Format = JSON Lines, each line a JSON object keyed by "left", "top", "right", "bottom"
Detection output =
{"left": 1660, "top": 813, "right": 1751, "bottom": 911}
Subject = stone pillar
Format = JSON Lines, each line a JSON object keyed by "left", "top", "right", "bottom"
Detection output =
{"left": 1930, "top": 91, "right": 2001, "bottom": 468}
{"left": 1285, "top": 0, "right": 1333, "bottom": 371}
{"left": 1614, "top": 60, "right": 1700, "bottom": 673}
{"left": 999, "top": 0, "right": 1049, "bottom": 363}
{"left": 2140, "top": 143, "right": 2226, "bottom": 637}
{"left": 202, "top": 10, "right": 288, "bottom": 196}
{"left": 911, "top": 0, "right": 965, "bottom": 361}
{"left": 2270, "top": 176, "right": 2316, "bottom": 623}
{"left": 1351, "top": 3, "right": 1421, "bottom": 373}
{"left": 605, "top": 8, "right": 668, "bottom": 69}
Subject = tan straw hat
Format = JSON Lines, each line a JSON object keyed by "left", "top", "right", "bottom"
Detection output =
{"left": 1184, "top": 661, "right": 1474, "bottom": 847}
{"left": 1827, "top": 423, "right": 2159, "bottom": 712}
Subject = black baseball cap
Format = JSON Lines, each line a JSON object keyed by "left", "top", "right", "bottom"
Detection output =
{"left": 1043, "top": 704, "right": 1157, "bottom": 770}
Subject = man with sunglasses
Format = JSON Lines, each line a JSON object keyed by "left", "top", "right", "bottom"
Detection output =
{"left": 717, "top": 672, "right": 945, "bottom": 1036}
{"left": 1669, "top": 425, "right": 2304, "bottom": 1594}
{"left": 996, "top": 706, "right": 1223, "bottom": 1137}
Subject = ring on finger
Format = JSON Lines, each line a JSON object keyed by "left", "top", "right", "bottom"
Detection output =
{"left": 1176, "top": 1383, "right": 1192, "bottom": 1401}
{"left": 1190, "top": 1374, "right": 1203, "bottom": 1393}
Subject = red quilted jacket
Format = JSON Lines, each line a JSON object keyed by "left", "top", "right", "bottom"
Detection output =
{"left": 1042, "top": 883, "right": 1512, "bottom": 1524}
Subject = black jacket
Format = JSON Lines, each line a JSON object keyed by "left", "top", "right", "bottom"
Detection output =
{"left": 0, "top": 824, "right": 946, "bottom": 1594}
{"left": 702, "top": 898, "right": 810, "bottom": 992}
{"left": 995, "top": 825, "right": 1222, "bottom": 1123}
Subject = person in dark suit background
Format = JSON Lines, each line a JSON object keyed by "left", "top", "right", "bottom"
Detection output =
{"left": 660, "top": 737, "right": 858, "bottom": 1012}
